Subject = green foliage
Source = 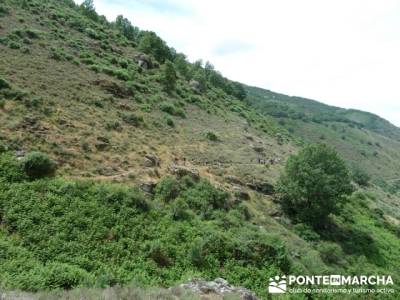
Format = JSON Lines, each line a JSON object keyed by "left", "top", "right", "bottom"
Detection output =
{"left": 154, "top": 176, "right": 180, "bottom": 203}
{"left": 0, "top": 171, "right": 290, "bottom": 298}
{"left": 122, "top": 113, "right": 144, "bottom": 126}
{"left": 22, "top": 151, "right": 56, "bottom": 179}
{"left": 293, "top": 223, "right": 320, "bottom": 242}
{"left": 352, "top": 168, "right": 370, "bottom": 187}
{"left": 114, "top": 15, "right": 139, "bottom": 42}
{"left": 206, "top": 131, "right": 218, "bottom": 142}
{"left": 277, "top": 144, "right": 353, "bottom": 227}
{"left": 159, "top": 102, "right": 185, "bottom": 117}
{"left": 161, "top": 60, "right": 177, "bottom": 92}
{"left": 0, "top": 152, "right": 26, "bottom": 182}
{"left": 138, "top": 31, "right": 172, "bottom": 63}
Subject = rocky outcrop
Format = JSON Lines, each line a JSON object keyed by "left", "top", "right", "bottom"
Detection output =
{"left": 143, "top": 153, "right": 160, "bottom": 167}
{"left": 169, "top": 164, "right": 200, "bottom": 180}
{"left": 179, "top": 278, "right": 258, "bottom": 300}
{"left": 189, "top": 80, "right": 201, "bottom": 93}
{"left": 246, "top": 180, "right": 274, "bottom": 195}
{"left": 135, "top": 53, "right": 152, "bottom": 69}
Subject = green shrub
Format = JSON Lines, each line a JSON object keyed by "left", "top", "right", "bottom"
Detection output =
{"left": 154, "top": 176, "right": 180, "bottom": 203}
{"left": 122, "top": 113, "right": 143, "bottom": 126}
{"left": 43, "top": 262, "right": 93, "bottom": 289}
{"left": 206, "top": 131, "right": 218, "bottom": 142}
{"left": 0, "top": 98, "right": 5, "bottom": 109}
{"left": 0, "top": 152, "right": 26, "bottom": 182}
{"left": 317, "top": 241, "right": 345, "bottom": 265}
{"left": 166, "top": 117, "right": 174, "bottom": 127}
{"left": 161, "top": 60, "right": 176, "bottom": 92}
{"left": 293, "top": 223, "right": 320, "bottom": 242}
{"left": 0, "top": 78, "right": 11, "bottom": 90}
{"left": 170, "top": 197, "right": 190, "bottom": 220}
{"left": 352, "top": 168, "right": 370, "bottom": 187}
{"left": 22, "top": 151, "right": 56, "bottom": 179}
{"left": 159, "top": 102, "right": 185, "bottom": 117}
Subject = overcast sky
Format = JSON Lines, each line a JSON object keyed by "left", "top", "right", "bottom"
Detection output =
{"left": 81, "top": 0, "right": 400, "bottom": 126}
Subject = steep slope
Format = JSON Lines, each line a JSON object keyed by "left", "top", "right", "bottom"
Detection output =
{"left": 0, "top": 1, "right": 399, "bottom": 299}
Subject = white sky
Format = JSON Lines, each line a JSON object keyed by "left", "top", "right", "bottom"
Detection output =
{"left": 81, "top": 0, "right": 400, "bottom": 126}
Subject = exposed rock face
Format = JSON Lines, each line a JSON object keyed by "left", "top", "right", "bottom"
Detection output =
{"left": 224, "top": 175, "right": 243, "bottom": 185}
{"left": 246, "top": 180, "right": 275, "bottom": 195}
{"left": 139, "top": 180, "right": 157, "bottom": 193}
{"left": 179, "top": 278, "right": 259, "bottom": 300}
{"left": 135, "top": 53, "right": 152, "bottom": 69}
{"left": 189, "top": 80, "right": 201, "bottom": 92}
{"left": 169, "top": 164, "right": 200, "bottom": 180}
{"left": 95, "top": 136, "right": 110, "bottom": 151}
{"left": 144, "top": 153, "right": 160, "bottom": 167}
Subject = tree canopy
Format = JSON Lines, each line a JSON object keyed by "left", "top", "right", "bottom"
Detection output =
{"left": 277, "top": 143, "right": 353, "bottom": 227}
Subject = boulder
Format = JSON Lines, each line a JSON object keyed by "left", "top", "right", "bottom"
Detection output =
{"left": 246, "top": 180, "right": 274, "bottom": 195}
{"left": 95, "top": 136, "right": 110, "bottom": 151}
{"left": 134, "top": 53, "right": 152, "bottom": 69}
{"left": 169, "top": 164, "right": 199, "bottom": 180}
{"left": 189, "top": 80, "right": 201, "bottom": 92}
{"left": 140, "top": 180, "right": 157, "bottom": 193}
{"left": 144, "top": 153, "right": 160, "bottom": 167}
{"left": 224, "top": 175, "right": 243, "bottom": 185}
{"left": 179, "top": 278, "right": 258, "bottom": 300}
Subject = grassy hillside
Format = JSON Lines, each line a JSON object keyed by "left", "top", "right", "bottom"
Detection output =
{"left": 0, "top": 1, "right": 399, "bottom": 299}
{"left": 246, "top": 86, "right": 400, "bottom": 194}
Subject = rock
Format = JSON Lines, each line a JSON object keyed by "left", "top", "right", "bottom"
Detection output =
{"left": 224, "top": 175, "right": 243, "bottom": 185}
{"left": 95, "top": 136, "right": 110, "bottom": 151}
{"left": 235, "top": 188, "right": 251, "bottom": 201}
{"left": 189, "top": 80, "right": 201, "bottom": 92}
{"left": 179, "top": 278, "right": 258, "bottom": 300}
{"left": 246, "top": 180, "right": 275, "bottom": 195}
{"left": 140, "top": 180, "right": 157, "bottom": 193}
{"left": 15, "top": 150, "right": 25, "bottom": 160}
{"left": 135, "top": 53, "right": 152, "bottom": 69}
{"left": 144, "top": 153, "right": 160, "bottom": 167}
{"left": 169, "top": 164, "right": 199, "bottom": 180}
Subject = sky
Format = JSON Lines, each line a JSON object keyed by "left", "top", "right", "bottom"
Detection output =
{"left": 79, "top": 0, "right": 400, "bottom": 126}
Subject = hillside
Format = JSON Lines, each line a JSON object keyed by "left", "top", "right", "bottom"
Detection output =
{"left": 0, "top": 1, "right": 399, "bottom": 299}
{"left": 246, "top": 86, "right": 400, "bottom": 194}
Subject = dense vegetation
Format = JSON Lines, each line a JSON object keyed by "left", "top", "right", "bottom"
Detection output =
{"left": 0, "top": 152, "right": 289, "bottom": 298}
{"left": 0, "top": 0, "right": 399, "bottom": 299}
{"left": 277, "top": 144, "right": 353, "bottom": 227}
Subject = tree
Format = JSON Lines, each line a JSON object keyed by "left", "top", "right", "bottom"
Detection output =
{"left": 161, "top": 60, "right": 177, "bottom": 92}
{"left": 114, "top": 15, "right": 139, "bottom": 42}
{"left": 277, "top": 143, "right": 353, "bottom": 227}
{"left": 80, "top": 0, "right": 98, "bottom": 21}
{"left": 174, "top": 53, "right": 189, "bottom": 79}
{"left": 138, "top": 31, "right": 172, "bottom": 63}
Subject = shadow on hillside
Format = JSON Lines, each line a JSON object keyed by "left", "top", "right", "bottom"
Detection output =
{"left": 317, "top": 220, "right": 385, "bottom": 267}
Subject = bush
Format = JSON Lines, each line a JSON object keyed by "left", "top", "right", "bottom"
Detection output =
{"left": 352, "top": 168, "right": 370, "bottom": 187}
{"left": 317, "top": 241, "right": 345, "bottom": 265}
{"left": 206, "top": 131, "right": 218, "bottom": 142}
{"left": 22, "top": 151, "right": 56, "bottom": 179}
{"left": 161, "top": 60, "right": 177, "bottom": 92}
{"left": 0, "top": 152, "right": 26, "bottom": 182}
{"left": 165, "top": 117, "right": 174, "bottom": 127}
{"left": 159, "top": 102, "right": 185, "bottom": 117}
{"left": 122, "top": 113, "right": 143, "bottom": 126}
{"left": 293, "top": 223, "right": 320, "bottom": 242}
{"left": 277, "top": 144, "right": 353, "bottom": 227}
{"left": 154, "top": 176, "right": 180, "bottom": 203}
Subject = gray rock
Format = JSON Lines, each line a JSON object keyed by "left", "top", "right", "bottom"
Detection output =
{"left": 179, "top": 278, "right": 258, "bottom": 299}
{"left": 189, "top": 80, "right": 201, "bottom": 92}
{"left": 169, "top": 164, "right": 199, "bottom": 180}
